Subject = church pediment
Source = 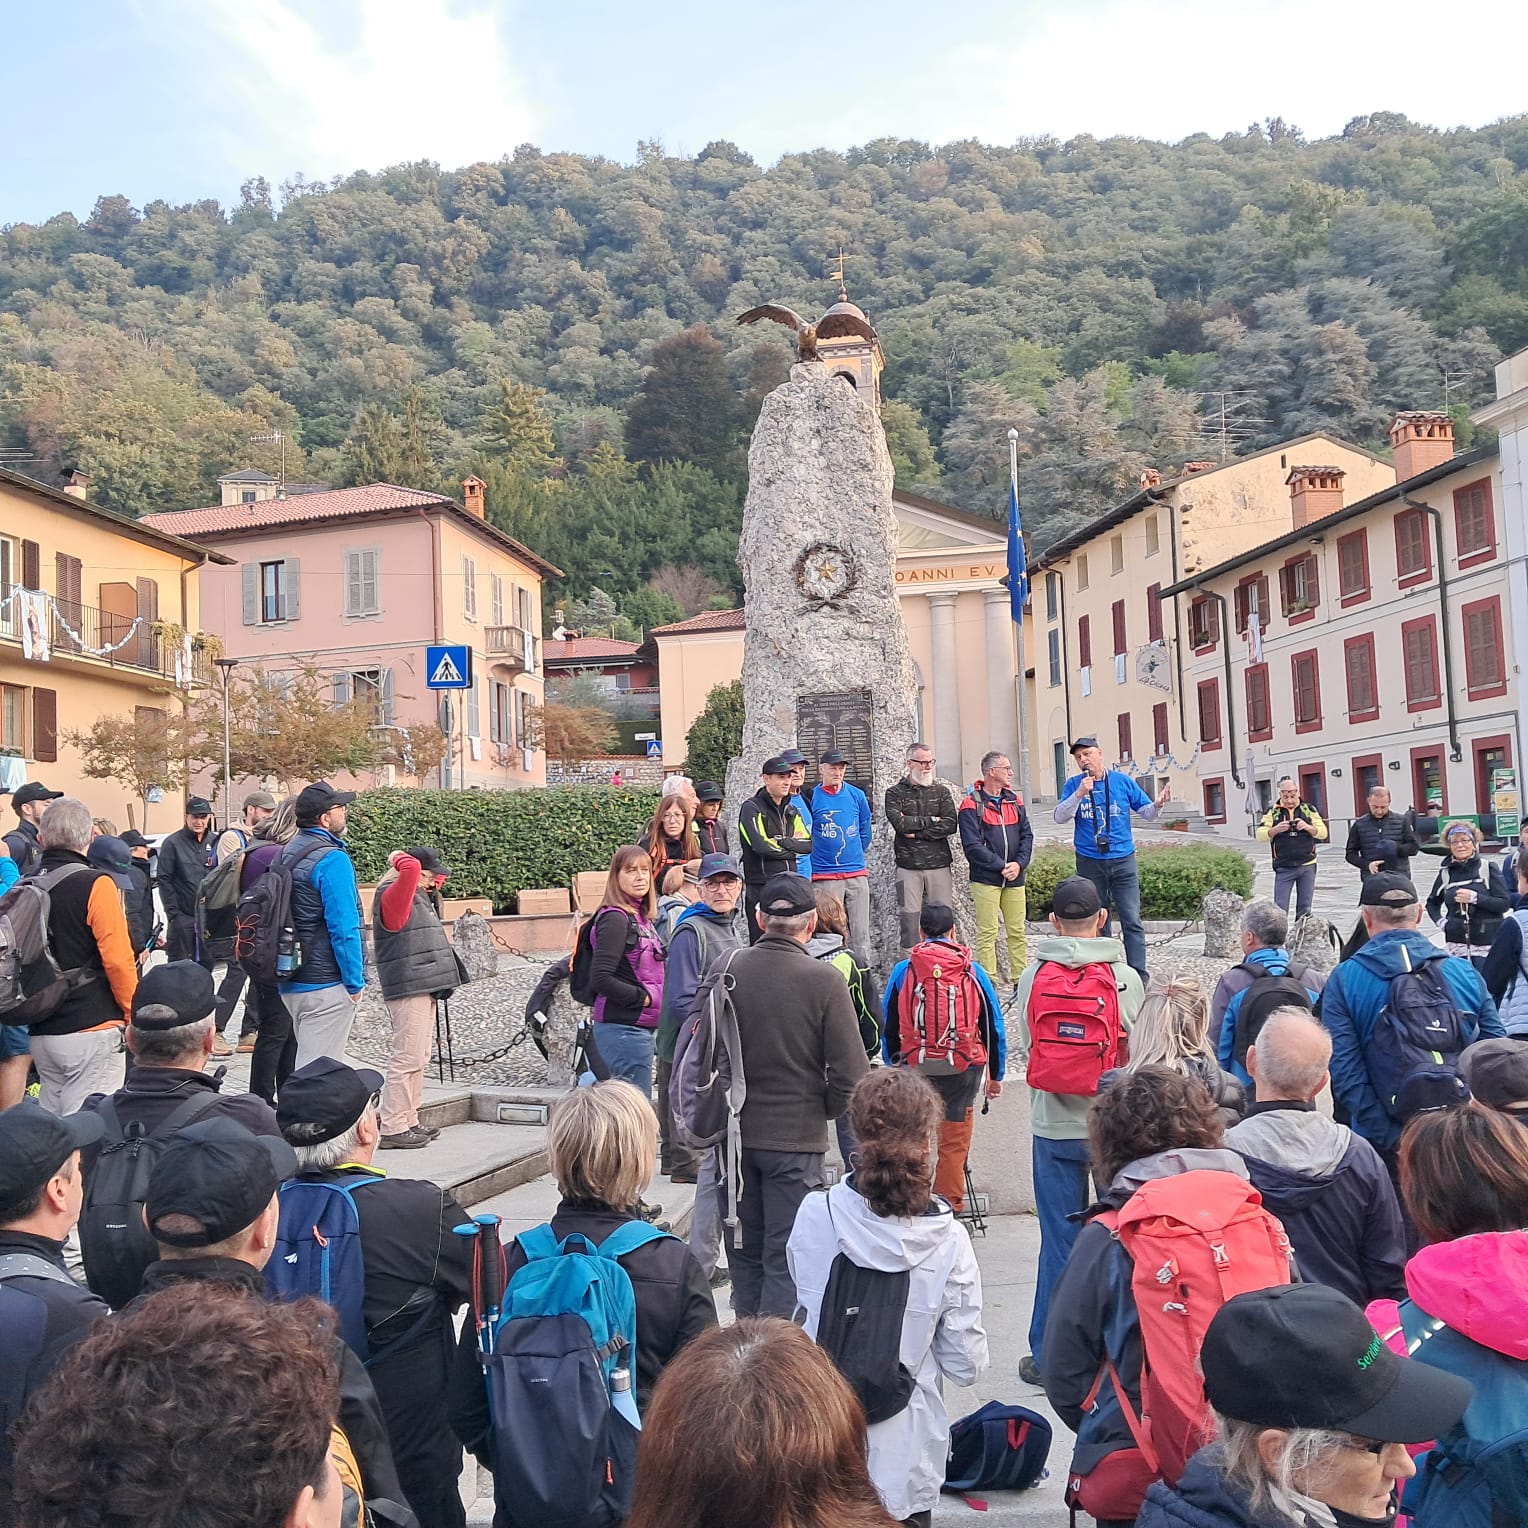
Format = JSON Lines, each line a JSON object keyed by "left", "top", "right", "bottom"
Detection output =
{"left": 893, "top": 490, "right": 1006, "bottom": 552}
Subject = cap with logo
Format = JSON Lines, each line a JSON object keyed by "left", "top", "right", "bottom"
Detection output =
{"left": 10, "top": 782, "right": 63, "bottom": 811}
{"left": 144, "top": 1117, "right": 298, "bottom": 1248}
{"left": 761, "top": 756, "right": 792, "bottom": 777}
{"left": 0, "top": 1101, "right": 104, "bottom": 1212}
{"left": 819, "top": 749, "right": 849, "bottom": 766}
{"left": 276, "top": 1056, "right": 385, "bottom": 1145}
{"left": 779, "top": 749, "right": 808, "bottom": 768}
{"left": 185, "top": 797, "right": 214, "bottom": 817}
{"left": 1201, "top": 1283, "right": 1472, "bottom": 1442}
{"left": 131, "top": 961, "right": 217, "bottom": 1030}
{"left": 1460, "top": 1037, "right": 1528, "bottom": 1112}
{"left": 694, "top": 781, "right": 724, "bottom": 803}
{"left": 758, "top": 873, "right": 816, "bottom": 918}
{"left": 1051, "top": 876, "right": 1104, "bottom": 920}
{"left": 697, "top": 852, "right": 742, "bottom": 881}
{"left": 294, "top": 781, "right": 358, "bottom": 822}
{"left": 86, "top": 835, "right": 134, "bottom": 884}
{"left": 1360, "top": 872, "right": 1419, "bottom": 908}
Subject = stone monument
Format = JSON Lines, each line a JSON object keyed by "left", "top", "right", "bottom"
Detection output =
{"left": 726, "top": 312, "right": 917, "bottom": 978}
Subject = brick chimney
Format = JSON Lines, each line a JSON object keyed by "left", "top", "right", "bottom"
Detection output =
{"left": 1390, "top": 411, "right": 1455, "bottom": 481}
{"left": 60, "top": 468, "right": 90, "bottom": 500}
{"left": 461, "top": 475, "right": 486, "bottom": 518}
{"left": 1181, "top": 461, "right": 1217, "bottom": 476}
{"left": 1139, "top": 467, "right": 1162, "bottom": 490}
{"left": 1287, "top": 466, "right": 1346, "bottom": 530}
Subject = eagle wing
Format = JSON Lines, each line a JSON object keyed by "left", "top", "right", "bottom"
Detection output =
{"left": 814, "top": 311, "right": 877, "bottom": 343}
{"left": 736, "top": 304, "right": 807, "bottom": 332}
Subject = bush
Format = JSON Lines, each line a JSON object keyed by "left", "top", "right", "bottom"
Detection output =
{"left": 1023, "top": 842, "right": 1254, "bottom": 919}
{"left": 347, "top": 786, "right": 660, "bottom": 912}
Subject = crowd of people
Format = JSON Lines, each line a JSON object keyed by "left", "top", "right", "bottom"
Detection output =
{"left": 3, "top": 738, "right": 1528, "bottom": 1528}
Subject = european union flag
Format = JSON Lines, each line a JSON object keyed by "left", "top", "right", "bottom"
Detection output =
{"left": 1006, "top": 480, "right": 1028, "bottom": 623}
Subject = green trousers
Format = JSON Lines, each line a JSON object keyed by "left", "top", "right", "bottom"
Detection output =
{"left": 971, "top": 881, "right": 1027, "bottom": 983}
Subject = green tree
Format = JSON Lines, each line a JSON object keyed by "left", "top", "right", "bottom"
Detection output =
{"left": 479, "top": 379, "right": 561, "bottom": 477}
{"left": 685, "top": 680, "right": 744, "bottom": 783}
{"left": 625, "top": 325, "right": 742, "bottom": 479}
{"left": 880, "top": 400, "right": 939, "bottom": 490}
{"left": 338, "top": 404, "right": 406, "bottom": 486}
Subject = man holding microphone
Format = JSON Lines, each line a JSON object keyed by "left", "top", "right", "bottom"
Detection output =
{"left": 1053, "top": 736, "right": 1168, "bottom": 979}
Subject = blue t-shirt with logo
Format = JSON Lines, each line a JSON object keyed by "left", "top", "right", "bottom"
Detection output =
{"left": 1060, "top": 770, "right": 1153, "bottom": 860}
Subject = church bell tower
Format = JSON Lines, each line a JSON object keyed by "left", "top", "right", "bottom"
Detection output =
{"left": 815, "top": 251, "right": 884, "bottom": 411}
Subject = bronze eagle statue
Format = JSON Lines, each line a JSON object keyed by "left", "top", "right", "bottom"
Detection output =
{"left": 736, "top": 301, "right": 877, "bottom": 362}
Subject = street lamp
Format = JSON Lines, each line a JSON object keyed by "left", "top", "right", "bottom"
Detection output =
{"left": 213, "top": 658, "right": 238, "bottom": 825}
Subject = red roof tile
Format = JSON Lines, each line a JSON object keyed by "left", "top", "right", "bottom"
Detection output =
{"left": 649, "top": 608, "right": 745, "bottom": 635}
{"left": 543, "top": 637, "right": 641, "bottom": 663}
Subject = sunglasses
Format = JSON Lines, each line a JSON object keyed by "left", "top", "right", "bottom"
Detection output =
{"left": 1336, "top": 1434, "right": 1390, "bottom": 1457}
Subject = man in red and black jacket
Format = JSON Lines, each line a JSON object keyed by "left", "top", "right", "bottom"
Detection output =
{"left": 958, "top": 751, "right": 1034, "bottom": 986}
{"left": 27, "top": 798, "right": 137, "bottom": 1114}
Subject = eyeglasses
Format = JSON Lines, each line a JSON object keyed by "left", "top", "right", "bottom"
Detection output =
{"left": 1336, "top": 1434, "right": 1390, "bottom": 1457}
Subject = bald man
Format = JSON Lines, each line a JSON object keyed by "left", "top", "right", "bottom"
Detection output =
{"left": 1225, "top": 1009, "right": 1406, "bottom": 1305}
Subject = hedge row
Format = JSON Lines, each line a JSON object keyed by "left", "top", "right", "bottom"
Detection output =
{"left": 1023, "top": 842, "right": 1254, "bottom": 919}
{"left": 347, "top": 786, "right": 661, "bottom": 912}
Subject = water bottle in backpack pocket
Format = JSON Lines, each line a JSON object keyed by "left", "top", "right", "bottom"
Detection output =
{"left": 1370, "top": 956, "right": 1469, "bottom": 1120}
{"left": 475, "top": 1221, "right": 669, "bottom": 1528}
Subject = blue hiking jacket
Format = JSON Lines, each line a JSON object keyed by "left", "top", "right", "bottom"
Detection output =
{"left": 1320, "top": 929, "right": 1503, "bottom": 1151}
{"left": 808, "top": 782, "right": 872, "bottom": 878}
{"left": 279, "top": 828, "right": 365, "bottom": 995}
{"left": 882, "top": 946, "right": 1006, "bottom": 1080}
{"left": 791, "top": 793, "right": 814, "bottom": 877}
{"left": 1214, "top": 946, "right": 1326, "bottom": 1088}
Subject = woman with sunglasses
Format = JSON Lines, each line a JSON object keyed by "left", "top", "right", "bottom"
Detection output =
{"left": 1136, "top": 1283, "right": 1470, "bottom": 1528}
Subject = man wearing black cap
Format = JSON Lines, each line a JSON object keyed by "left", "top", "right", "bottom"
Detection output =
{"left": 722, "top": 872, "right": 867, "bottom": 1316}
{"left": 781, "top": 748, "right": 815, "bottom": 877}
{"left": 1460, "top": 1035, "right": 1528, "bottom": 1120}
{"left": 809, "top": 749, "right": 874, "bottom": 961}
{"left": 75, "top": 961, "right": 279, "bottom": 1308}
{"left": 139, "top": 1115, "right": 409, "bottom": 1519}
{"left": 157, "top": 796, "right": 216, "bottom": 966}
{"left": 736, "top": 757, "right": 814, "bottom": 945}
{"left": 1320, "top": 872, "right": 1502, "bottom": 1158}
{"left": 1053, "top": 736, "right": 1169, "bottom": 979}
{"left": 0, "top": 1102, "right": 109, "bottom": 1511}
{"left": 373, "top": 846, "right": 460, "bottom": 1149}
{"left": 278, "top": 781, "right": 365, "bottom": 1068}
{"left": 4, "top": 780, "right": 61, "bottom": 876}
{"left": 694, "top": 781, "right": 729, "bottom": 856}
{"left": 274, "top": 1057, "right": 472, "bottom": 1528}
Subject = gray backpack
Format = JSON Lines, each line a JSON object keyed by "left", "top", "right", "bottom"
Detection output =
{"left": 669, "top": 950, "right": 746, "bottom": 1227}
{"left": 0, "top": 863, "right": 97, "bottom": 1024}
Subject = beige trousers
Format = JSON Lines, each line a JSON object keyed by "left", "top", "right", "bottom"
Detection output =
{"left": 380, "top": 992, "right": 435, "bottom": 1134}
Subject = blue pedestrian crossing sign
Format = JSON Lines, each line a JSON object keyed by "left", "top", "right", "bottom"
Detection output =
{"left": 646, "top": 740, "right": 662, "bottom": 759}
{"left": 426, "top": 645, "right": 473, "bottom": 689}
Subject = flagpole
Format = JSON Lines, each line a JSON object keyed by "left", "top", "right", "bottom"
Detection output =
{"left": 1008, "top": 428, "right": 1033, "bottom": 808}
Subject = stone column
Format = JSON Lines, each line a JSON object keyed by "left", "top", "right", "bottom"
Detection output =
{"left": 983, "top": 589, "right": 1018, "bottom": 770}
{"left": 928, "top": 593, "right": 962, "bottom": 785}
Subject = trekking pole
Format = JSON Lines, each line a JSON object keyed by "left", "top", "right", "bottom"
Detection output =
{"left": 434, "top": 999, "right": 446, "bottom": 1084}
{"left": 453, "top": 1213, "right": 506, "bottom": 1368}
{"left": 442, "top": 994, "right": 456, "bottom": 1081}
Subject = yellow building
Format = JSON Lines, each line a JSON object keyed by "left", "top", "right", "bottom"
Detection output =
{"left": 0, "top": 469, "right": 227, "bottom": 827}
{"left": 1028, "top": 436, "right": 1395, "bottom": 804}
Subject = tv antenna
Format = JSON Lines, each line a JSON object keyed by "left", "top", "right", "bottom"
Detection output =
{"left": 249, "top": 430, "right": 287, "bottom": 496}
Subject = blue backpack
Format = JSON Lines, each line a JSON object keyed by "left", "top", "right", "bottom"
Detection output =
{"left": 945, "top": 1400, "right": 1052, "bottom": 1495}
{"left": 266, "top": 1172, "right": 381, "bottom": 1361}
{"left": 478, "top": 1221, "right": 668, "bottom": 1528}
{"left": 1402, "top": 1306, "right": 1528, "bottom": 1527}
{"left": 1370, "top": 955, "right": 1469, "bottom": 1120}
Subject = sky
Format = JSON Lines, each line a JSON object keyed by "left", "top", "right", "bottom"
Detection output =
{"left": 3, "top": 0, "right": 1525, "bottom": 225}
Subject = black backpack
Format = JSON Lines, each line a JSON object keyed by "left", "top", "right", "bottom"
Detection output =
{"left": 234, "top": 838, "right": 327, "bottom": 983}
{"left": 568, "top": 908, "right": 637, "bottom": 1007}
{"left": 79, "top": 1091, "right": 223, "bottom": 1309}
{"left": 814, "top": 1202, "right": 917, "bottom": 1424}
{"left": 1370, "top": 956, "right": 1470, "bottom": 1121}
{"left": 1230, "top": 961, "right": 1316, "bottom": 1070}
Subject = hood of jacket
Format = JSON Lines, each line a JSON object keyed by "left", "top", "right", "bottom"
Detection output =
{"left": 805, "top": 930, "right": 846, "bottom": 959}
{"left": 1139, "top": 1446, "right": 1341, "bottom": 1528}
{"left": 673, "top": 900, "right": 741, "bottom": 935}
{"left": 1227, "top": 1104, "right": 1352, "bottom": 1180}
{"left": 1032, "top": 932, "right": 1130, "bottom": 968}
{"left": 1108, "top": 1145, "right": 1251, "bottom": 1200}
{"left": 821, "top": 1177, "right": 958, "bottom": 1272}
{"left": 1348, "top": 928, "right": 1448, "bottom": 980}
{"left": 1405, "top": 1229, "right": 1528, "bottom": 1360}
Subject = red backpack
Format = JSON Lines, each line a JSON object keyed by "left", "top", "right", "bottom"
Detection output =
{"left": 1024, "top": 961, "right": 1125, "bottom": 1096}
{"left": 896, "top": 940, "right": 986, "bottom": 1071}
{"left": 1066, "top": 1171, "right": 1294, "bottom": 1522}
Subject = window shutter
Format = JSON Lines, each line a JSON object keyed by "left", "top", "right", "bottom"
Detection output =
{"left": 345, "top": 551, "right": 362, "bottom": 616}
{"left": 1111, "top": 599, "right": 1126, "bottom": 655}
{"left": 283, "top": 559, "right": 301, "bottom": 621}
{"left": 379, "top": 666, "right": 395, "bottom": 725}
{"left": 1078, "top": 614, "right": 1092, "bottom": 668}
{"left": 467, "top": 676, "right": 481, "bottom": 739}
{"left": 1234, "top": 582, "right": 1249, "bottom": 633}
{"left": 333, "top": 672, "right": 352, "bottom": 707}
{"left": 242, "top": 565, "right": 258, "bottom": 625}
{"left": 32, "top": 688, "right": 57, "bottom": 763}
{"left": 1256, "top": 575, "right": 1269, "bottom": 622}
{"left": 21, "top": 540, "right": 40, "bottom": 591}
{"left": 1146, "top": 583, "right": 1162, "bottom": 643}
{"left": 1153, "top": 702, "right": 1169, "bottom": 754}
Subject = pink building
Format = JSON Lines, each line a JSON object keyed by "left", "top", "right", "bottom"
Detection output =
{"left": 143, "top": 478, "right": 560, "bottom": 791}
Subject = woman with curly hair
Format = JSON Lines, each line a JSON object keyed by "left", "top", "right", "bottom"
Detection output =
{"left": 1124, "top": 973, "right": 1246, "bottom": 1125}
{"left": 1042, "top": 1066, "right": 1280, "bottom": 1528}
{"left": 788, "top": 1069, "right": 987, "bottom": 1525}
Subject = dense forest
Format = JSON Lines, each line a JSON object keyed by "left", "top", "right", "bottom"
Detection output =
{"left": 3, "top": 113, "right": 1527, "bottom": 631}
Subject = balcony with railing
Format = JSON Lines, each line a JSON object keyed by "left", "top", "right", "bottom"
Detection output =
{"left": 0, "top": 594, "right": 211, "bottom": 684}
{"left": 485, "top": 624, "right": 534, "bottom": 674}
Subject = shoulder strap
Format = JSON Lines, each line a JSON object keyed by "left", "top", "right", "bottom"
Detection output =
{"left": 598, "top": 1221, "right": 671, "bottom": 1260}
{"left": 92, "top": 1097, "right": 124, "bottom": 1145}
{"left": 0, "top": 1252, "right": 78, "bottom": 1288}
{"left": 36, "top": 862, "right": 92, "bottom": 892}
{"left": 152, "top": 1088, "right": 225, "bottom": 1138}
{"left": 515, "top": 1223, "right": 562, "bottom": 1263}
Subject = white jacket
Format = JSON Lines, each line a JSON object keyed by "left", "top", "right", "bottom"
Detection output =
{"left": 787, "top": 1179, "right": 988, "bottom": 1518}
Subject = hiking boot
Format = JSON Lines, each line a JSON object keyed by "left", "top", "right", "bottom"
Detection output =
{"left": 236, "top": 1035, "right": 257, "bottom": 1054}
{"left": 421, "top": 1123, "right": 441, "bottom": 1139}
{"left": 668, "top": 1165, "right": 698, "bottom": 1184}
{"left": 378, "top": 1127, "right": 431, "bottom": 1150}
{"left": 708, "top": 1267, "right": 731, "bottom": 1289}
{"left": 1018, "top": 1354, "right": 1042, "bottom": 1387}
{"left": 210, "top": 1034, "right": 233, "bottom": 1058}
{"left": 636, "top": 1198, "right": 664, "bottom": 1222}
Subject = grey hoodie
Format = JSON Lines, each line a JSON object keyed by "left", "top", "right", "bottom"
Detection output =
{"left": 1226, "top": 1106, "right": 1350, "bottom": 1177}
{"left": 1013, "top": 933, "right": 1146, "bottom": 1139}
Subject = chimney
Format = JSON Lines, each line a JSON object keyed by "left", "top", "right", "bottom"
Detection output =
{"left": 1390, "top": 411, "right": 1455, "bottom": 481}
{"left": 1287, "top": 466, "right": 1346, "bottom": 530}
{"left": 60, "top": 468, "right": 90, "bottom": 500}
{"left": 1139, "top": 468, "right": 1162, "bottom": 490}
{"left": 461, "top": 475, "right": 486, "bottom": 519}
{"left": 1181, "top": 461, "right": 1217, "bottom": 476}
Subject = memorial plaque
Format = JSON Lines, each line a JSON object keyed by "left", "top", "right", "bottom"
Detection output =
{"left": 796, "top": 689, "right": 875, "bottom": 799}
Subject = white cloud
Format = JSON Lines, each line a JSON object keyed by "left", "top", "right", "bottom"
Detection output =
{"left": 187, "top": 0, "right": 537, "bottom": 180}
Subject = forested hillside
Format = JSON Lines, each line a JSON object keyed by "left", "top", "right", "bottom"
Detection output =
{"left": 3, "top": 113, "right": 1526, "bottom": 628}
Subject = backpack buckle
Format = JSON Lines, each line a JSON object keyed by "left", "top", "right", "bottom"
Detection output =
{"left": 1211, "top": 1241, "right": 1229, "bottom": 1267}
